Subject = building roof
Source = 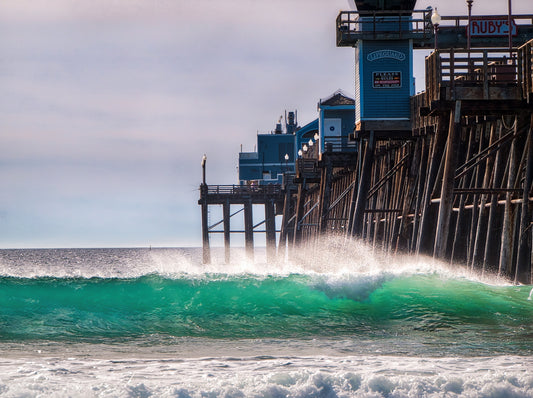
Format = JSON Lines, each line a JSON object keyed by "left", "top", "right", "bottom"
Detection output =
{"left": 354, "top": 0, "right": 417, "bottom": 12}
{"left": 319, "top": 90, "right": 355, "bottom": 107}
{"left": 296, "top": 119, "right": 319, "bottom": 139}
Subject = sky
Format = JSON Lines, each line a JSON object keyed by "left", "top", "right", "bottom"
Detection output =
{"left": 0, "top": 0, "right": 531, "bottom": 248}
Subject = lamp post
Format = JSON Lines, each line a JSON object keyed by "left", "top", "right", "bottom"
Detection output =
{"left": 201, "top": 154, "right": 207, "bottom": 185}
{"left": 467, "top": 0, "right": 473, "bottom": 77}
{"left": 508, "top": 0, "right": 513, "bottom": 54}
{"left": 431, "top": 8, "right": 441, "bottom": 50}
{"left": 466, "top": 0, "right": 473, "bottom": 50}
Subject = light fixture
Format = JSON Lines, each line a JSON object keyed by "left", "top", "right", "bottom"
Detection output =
{"left": 431, "top": 8, "right": 441, "bottom": 49}
{"left": 303, "top": 144, "right": 308, "bottom": 152}
{"left": 284, "top": 153, "right": 289, "bottom": 161}
{"left": 201, "top": 154, "right": 207, "bottom": 185}
{"left": 309, "top": 139, "right": 314, "bottom": 147}
{"left": 314, "top": 133, "right": 319, "bottom": 141}
{"left": 298, "top": 149, "right": 303, "bottom": 157}
{"left": 431, "top": 7, "right": 441, "bottom": 26}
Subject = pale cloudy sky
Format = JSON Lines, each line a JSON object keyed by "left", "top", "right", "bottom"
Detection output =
{"left": 0, "top": 0, "right": 530, "bottom": 248}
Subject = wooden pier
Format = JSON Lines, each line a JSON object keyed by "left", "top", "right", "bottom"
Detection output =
{"left": 199, "top": 6, "right": 533, "bottom": 284}
{"left": 199, "top": 183, "right": 284, "bottom": 263}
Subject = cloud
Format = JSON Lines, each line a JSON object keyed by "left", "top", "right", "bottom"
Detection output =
{"left": 2, "top": 0, "right": 530, "bottom": 247}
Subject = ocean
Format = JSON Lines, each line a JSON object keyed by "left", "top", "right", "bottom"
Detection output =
{"left": 0, "top": 242, "right": 532, "bottom": 397}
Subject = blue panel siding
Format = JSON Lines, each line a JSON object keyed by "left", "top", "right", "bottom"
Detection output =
{"left": 358, "top": 17, "right": 412, "bottom": 33}
{"left": 355, "top": 40, "right": 413, "bottom": 121}
{"left": 239, "top": 134, "right": 295, "bottom": 184}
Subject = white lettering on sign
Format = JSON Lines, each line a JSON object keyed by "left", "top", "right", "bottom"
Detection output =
{"left": 367, "top": 50, "right": 406, "bottom": 62}
{"left": 469, "top": 18, "right": 517, "bottom": 37}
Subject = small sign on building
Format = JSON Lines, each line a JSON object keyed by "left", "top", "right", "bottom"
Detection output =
{"left": 373, "top": 71, "right": 401, "bottom": 88}
{"left": 469, "top": 17, "right": 517, "bottom": 37}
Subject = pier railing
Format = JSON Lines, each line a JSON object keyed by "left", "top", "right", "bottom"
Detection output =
{"left": 518, "top": 39, "right": 533, "bottom": 102}
{"left": 323, "top": 137, "right": 357, "bottom": 153}
{"left": 426, "top": 48, "right": 521, "bottom": 102}
{"left": 336, "top": 9, "right": 433, "bottom": 45}
{"left": 203, "top": 184, "right": 282, "bottom": 196}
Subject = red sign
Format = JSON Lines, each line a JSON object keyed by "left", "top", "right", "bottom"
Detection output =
{"left": 469, "top": 18, "right": 517, "bottom": 37}
{"left": 373, "top": 72, "right": 401, "bottom": 88}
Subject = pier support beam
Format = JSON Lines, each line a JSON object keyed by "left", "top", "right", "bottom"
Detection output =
{"left": 434, "top": 101, "right": 461, "bottom": 259}
{"left": 319, "top": 156, "right": 333, "bottom": 233}
{"left": 350, "top": 131, "right": 375, "bottom": 238}
{"left": 472, "top": 121, "right": 496, "bottom": 270}
{"left": 410, "top": 136, "right": 429, "bottom": 253}
{"left": 278, "top": 187, "right": 292, "bottom": 260}
{"left": 244, "top": 200, "right": 254, "bottom": 261}
{"left": 483, "top": 121, "right": 505, "bottom": 272}
{"left": 293, "top": 179, "right": 307, "bottom": 247}
{"left": 516, "top": 115, "right": 533, "bottom": 284}
{"left": 265, "top": 199, "right": 277, "bottom": 263}
{"left": 223, "top": 200, "right": 230, "bottom": 264}
{"left": 499, "top": 116, "right": 519, "bottom": 277}
{"left": 417, "top": 112, "right": 449, "bottom": 255}
{"left": 201, "top": 184, "right": 211, "bottom": 264}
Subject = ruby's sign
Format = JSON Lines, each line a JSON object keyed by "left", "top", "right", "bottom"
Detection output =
{"left": 469, "top": 17, "right": 517, "bottom": 37}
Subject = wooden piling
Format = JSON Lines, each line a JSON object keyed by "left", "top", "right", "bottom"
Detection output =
{"left": 223, "top": 200, "right": 230, "bottom": 264}
{"left": 244, "top": 200, "right": 254, "bottom": 260}
{"left": 499, "top": 117, "right": 519, "bottom": 277}
{"left": 265, "top": 199, "right": 277, "bottom": 263}
{"left": 417, "top": 114, "right": 449, "bottom": 255}
{"left": 483, "top": 120, "right": 505, "bottom": 273}
{"left": 350, "top": 131, "right": 375, "bottom": 238}
{"left": 319, "top": 156, "right": 333, "bottom": 233}
{"left": 410, "top": 136, "right": 429, "bottom": 253}
{"left": 450, "top": 124, "right": 475, "bottom": 264}
{"left": 515, "top": 115, "right": 533, "bottom": 284}
{"left": 200, "top": 184, "right": 211, "bottom": 264}
{"left": 471, "top": 121, "right": 496, "bottom": 270}
{"left": 434, "top": 100, "right": 461, "bottom": 259}
{"left": 293, "top": 180, "right": 307, "bottom": 247}
{"left": 278, "top": 186, "right": 293, "bottom": 260}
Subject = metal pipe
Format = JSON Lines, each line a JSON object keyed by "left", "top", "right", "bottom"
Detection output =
{"left": 508, "top": 0, "right": 513, "bottom": 53}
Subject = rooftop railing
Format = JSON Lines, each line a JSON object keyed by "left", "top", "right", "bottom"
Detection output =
{"left": 426, "top": 48, "right": 521, "bottom": 101}
{"left": 336, "top": 9, "right": 433, "bottom": 44}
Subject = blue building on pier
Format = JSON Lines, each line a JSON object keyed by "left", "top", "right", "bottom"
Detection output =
{"left": 238, "top": 90, "right": 355, "bottom": 185}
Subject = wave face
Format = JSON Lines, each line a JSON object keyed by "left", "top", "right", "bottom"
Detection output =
{"left": 1, "top": 271, "right": 532, "bottom": 352}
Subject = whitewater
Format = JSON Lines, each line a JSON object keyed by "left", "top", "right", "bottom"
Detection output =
{"left": 0, "top": 241, "right": 532, "bottom": 397}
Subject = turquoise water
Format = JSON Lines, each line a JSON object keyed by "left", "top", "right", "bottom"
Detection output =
{"left": 0, "top": 247, "right": 532, "bottom": 396}
{"left": 1, "top": 271, "right": 531, "bottom": 355}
